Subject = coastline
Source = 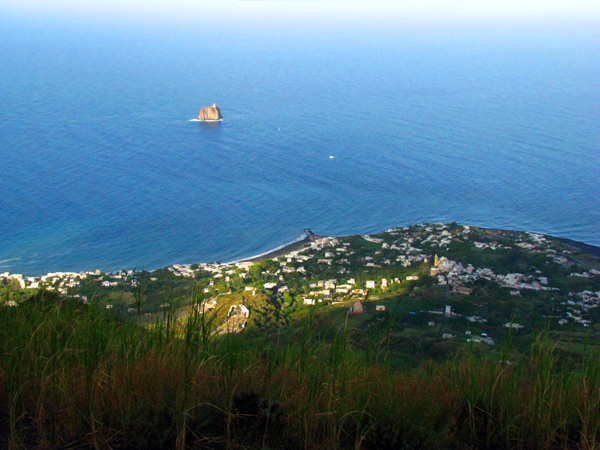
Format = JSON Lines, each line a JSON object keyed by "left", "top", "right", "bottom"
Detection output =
{"left": 476, "top": 225, "right": 600, "bottom": 258}
{"left": 553, "top": 236, "right": 600, "bottom": 258}
{"left": 3, "top": 225, "right": 600, "bottom": 278}
{"left": 233, "top": 230, "right": 321, "bottom": 264}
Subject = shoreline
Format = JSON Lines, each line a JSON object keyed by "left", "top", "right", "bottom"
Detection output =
{"left": 476, "top": 225, "right": 600, "bottom": 258}
{"left": 232, "top": 230, "right": 321, "bottom": 264}
{"left": 3, "top": 225, "right": 600, "bottom": 278}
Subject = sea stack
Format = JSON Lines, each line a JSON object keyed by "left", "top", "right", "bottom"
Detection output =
{"left": 198, "top": 104, "right": 222, "bottom": 121}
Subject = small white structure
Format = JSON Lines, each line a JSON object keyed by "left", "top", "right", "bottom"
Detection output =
{"left": 228, "top": 304, "right": 249, "bottom": 318}
{"left": 324, "top": 279, "right": 337, "bottom": 289}
{"left": 444, "top": 305, "right": 452, "bottom": 317}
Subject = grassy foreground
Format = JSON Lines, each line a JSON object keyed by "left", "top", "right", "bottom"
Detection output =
{"left": 1, "top": 292, "right": 599, "bottom": 449}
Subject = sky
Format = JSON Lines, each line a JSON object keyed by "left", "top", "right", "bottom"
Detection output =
{"left": 2, "top": 0, "right": 600, "bottom": 28}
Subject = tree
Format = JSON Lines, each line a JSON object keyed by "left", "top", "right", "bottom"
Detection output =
{"left": 250, "top": 265, "right": 262, "bottom": 281}
{"left": 232, "top": 276, "right": 244, "bottom": 291}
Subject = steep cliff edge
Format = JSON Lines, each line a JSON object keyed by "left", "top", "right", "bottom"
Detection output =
{"left": 198, "top": 104, "right": 222, "bottom": 121}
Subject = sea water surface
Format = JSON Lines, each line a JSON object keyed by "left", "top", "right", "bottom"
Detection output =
{"left": 1, "top": 19, "right": 599, "bottom": 275}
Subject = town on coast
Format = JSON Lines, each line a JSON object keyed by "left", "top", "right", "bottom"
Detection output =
{"left": 3, "top": 223, "right": 599, "bottom": 342}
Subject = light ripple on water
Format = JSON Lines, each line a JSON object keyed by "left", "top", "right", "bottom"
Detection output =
{"left": 0, "top": 26, "right": 599, "bottom": 274}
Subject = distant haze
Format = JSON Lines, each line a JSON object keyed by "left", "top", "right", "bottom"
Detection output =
{"left": 2, "top": 0, "right": 600, "bottom": 28}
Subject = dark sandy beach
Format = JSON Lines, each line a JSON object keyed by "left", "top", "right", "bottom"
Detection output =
{"left": 240, "top": 230, "right": 321, "bottom": 263}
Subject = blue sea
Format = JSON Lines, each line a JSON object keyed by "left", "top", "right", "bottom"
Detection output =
{"left": 1, "top": 18, "right": 599, "bottom": 276}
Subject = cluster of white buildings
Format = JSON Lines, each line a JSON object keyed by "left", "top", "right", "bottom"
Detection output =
{"left": 430, "top": 254, "right": 559, "bottom": 294}
{"left": 563, "top": 290, "right": 599, "bottom": 327}
{"left": 1, "top": 270, "right": 93, "bottom": 294}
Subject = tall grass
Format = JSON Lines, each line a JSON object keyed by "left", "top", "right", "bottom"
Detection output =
{"left": 0, "top": 294, "right": 598, "bottom": 449}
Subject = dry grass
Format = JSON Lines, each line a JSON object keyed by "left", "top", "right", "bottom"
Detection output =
{"left": 0, "top": 295, "right": 598, "bottom": 449}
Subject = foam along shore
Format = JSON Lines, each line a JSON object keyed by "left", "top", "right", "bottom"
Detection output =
{"left": 232, "top": 229, "right": 321, "bottom": 264}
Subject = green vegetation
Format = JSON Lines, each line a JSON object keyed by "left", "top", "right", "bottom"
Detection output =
{"left": 0, "top": 291, "right": 599, "bottom": 449}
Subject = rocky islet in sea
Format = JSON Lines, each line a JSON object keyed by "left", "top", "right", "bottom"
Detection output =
{"left": 198, "top": 103, "right": 222, "bottom": 121}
